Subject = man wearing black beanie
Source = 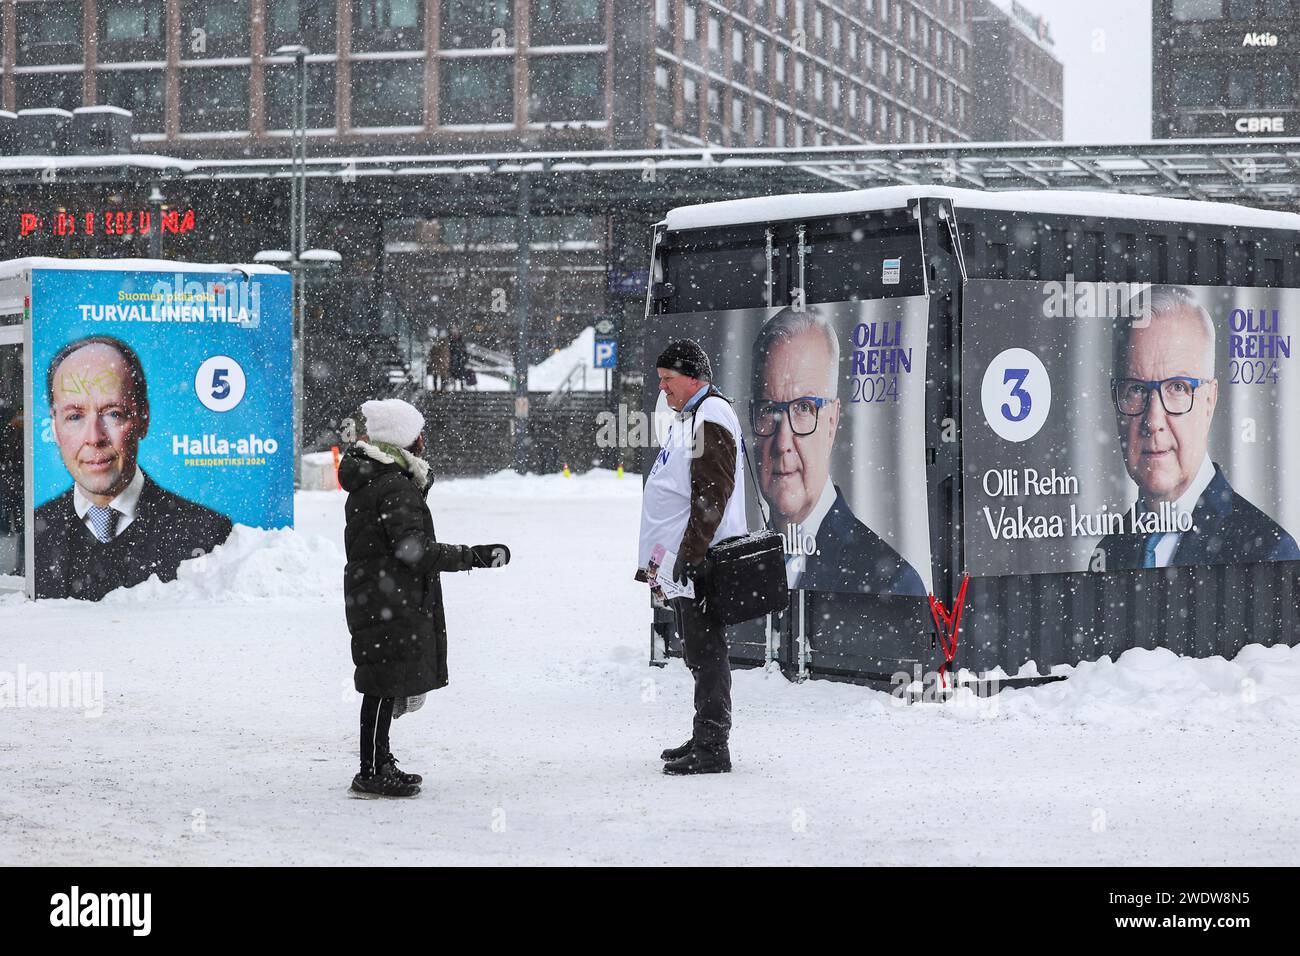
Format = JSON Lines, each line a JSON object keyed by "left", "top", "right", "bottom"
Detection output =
{"left": 638, "top": 339, "right": 748, "bottom": 774}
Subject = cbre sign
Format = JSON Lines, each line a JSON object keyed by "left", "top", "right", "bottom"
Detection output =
{"left": 1235, "top": 115, "right": 1286, "bottom": 133}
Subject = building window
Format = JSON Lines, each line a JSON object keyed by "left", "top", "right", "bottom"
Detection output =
{"left": 532, "top": 0, "right": 603, "bottom": 45}
{"left": 353, "top": 0, "right": 423, "bottom": 52}
{"left": 442, "top": 0, "right": 512, "bottom": 48}
{"left": 98, "top": 0, "right": 166, "bottom": 61}
{"left": 1172, "top": 0, "right": 1224, "bottom": 17}
{"left": 683, "top": 74, "right": 699, "bottom": 125}
{"left": 795, "top": 59, "right": 804, "bottom": 90}
{"left": 1228, "top": 70, "right": 1257, "bottom": 107}
{"left": 755, "top": 38, "right": 766, "bottom": 74}
{"left": 352, "top": 59, "right": 423, "bottom": 126}
{"left": 97, "top": 70, "right": 165, "bottom": 132}
{"left": 182, "top": 1, "right": 250, "bottom": 60}
{"left": 656, "top": 0, "right": 670, "bottom": 28}
{"left": 1260, "top": 68, "right": 1292, "bottom": 105}
{"left": 15, "top": 72, "right": 83, "bottom": 112}
{"left": 775, "top": 112, "right": 786, "bottom": 146}
{"left": 180, "top": 67, "right": 248, "bottom": 132}
{"left": 775, "top": 48, "right": 786, "bottom": 84}
{"left": 833, "top": 19, "right": 841, "bottom": 49}
{"left": 533, "top": 0, "right": 601, "bottom": 23}
{"left": 655, "top": 64, "right": 670, "bottom": 90}
{"left": 440, "top": 58, "right": 511, "bottom": 125}
{"left": 264, "top": 62, "right": 336, "bottom": 129}
{"left": 733, "top": 29, "right": 745, "bottom": 65}
{"left": 16, "top": 0, "right": 82, "bottom": 67}
{"left": 1173, "top": 67, "right": 1221, "bottom": 107}
{"left": 529, "top": 55, "right": 604, "bottom": 121}
{"left": 754, "top": 103, "right": 765, "bottom": 143}
{"left": 814, "top": 69, "right": 824, "bottom": 101}
{"left": 267, "top": 0, "right": 338, "bottom": 54}
{"left": 684, "top": 4, "right": 696, "bottom": 40}
{"left": 732, "top": 96, "right": 744, "bottom": 133}
{"left": 708, "top": 16, "right": 721, "bottom": 51}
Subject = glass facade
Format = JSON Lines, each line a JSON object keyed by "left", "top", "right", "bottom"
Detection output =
{"left": 351, "top": 59, "right": 424, "bottom": 127}
{"left": 440, "top": 58, "right": 512, "bottom": 125}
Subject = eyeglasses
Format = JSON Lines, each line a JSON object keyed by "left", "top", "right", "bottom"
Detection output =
{"left": 750, "top": 396, "right": 833, "bottom": 436}
{"left": 1110, "top": 377, "right": 1209, "bottom": 416}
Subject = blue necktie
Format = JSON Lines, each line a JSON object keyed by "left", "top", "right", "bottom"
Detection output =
{"left": 87, "top": 505, "right": 119, "bottom": 544}
{"left": 1141, "top": 532, "right": 1160, "bottom": 568}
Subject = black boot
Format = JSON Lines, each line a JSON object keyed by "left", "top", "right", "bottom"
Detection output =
{"left": 351, "top": 771, "right": 420, "bottom": 798}
{"left": 660, "top": 738, "right": 694, "bottom": 761}
{"left": 377, "top": 754, "right": 422, "bottom": 787}
{"left": 663, "top": 743, "right": 731, "bottom": 775}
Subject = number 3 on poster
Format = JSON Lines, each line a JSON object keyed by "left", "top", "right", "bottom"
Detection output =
{"left": 980, "top": 348, "right": 1050, "bottom": 442}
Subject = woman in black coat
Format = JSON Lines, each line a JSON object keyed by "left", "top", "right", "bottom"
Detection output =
{"left": 339, "top": 399, "right": 492, "bottom": 798}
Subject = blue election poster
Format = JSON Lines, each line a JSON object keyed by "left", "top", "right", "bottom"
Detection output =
{"left": 30, "top": 264, "right": 293, "bottom": 599}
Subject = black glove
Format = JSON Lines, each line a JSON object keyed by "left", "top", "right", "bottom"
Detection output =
{"left": 671, "top": 554, "right": 713, "bottom": 586}
{"left": 467, "top": 544, "right": 511, "bottom": 569}
{"left": 455, "top": 545, "right": 475, "bottom": 571}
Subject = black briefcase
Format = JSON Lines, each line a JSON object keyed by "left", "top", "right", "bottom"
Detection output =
{"left": 705, "top": 530, "right": 790, "bottom": 626}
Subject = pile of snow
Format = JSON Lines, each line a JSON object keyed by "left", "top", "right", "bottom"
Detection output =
{"left": 99, "top": 525, "right": 344, "bottom": 606}
{"left": 474, "top": 326, "right": 608, "bottom": 393}
{"left": 983, "top": 644, "right": 1300, "bottom": 728}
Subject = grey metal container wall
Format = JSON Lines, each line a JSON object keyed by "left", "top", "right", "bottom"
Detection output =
{"left": 0, "top": 111, "right": 17, "bottom": 156}
{"left": 648, "top": 191, "right": 1300, "bottom": 682}
{"left": 71, "top": 107, "right": 133, "bottom": 155}
{"left": 17, "top": 109, "right": 73, "bottom": 155}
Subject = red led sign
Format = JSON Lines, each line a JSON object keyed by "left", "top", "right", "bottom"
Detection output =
{"left": 18, "top": 209, "right": 197, "bottom": 238}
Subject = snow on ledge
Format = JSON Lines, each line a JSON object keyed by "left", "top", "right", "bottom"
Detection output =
{"left": 0, "top": 256, "right": 290, "bottom": 276}
{"left": 663, "top": 185, "right": 1300, "bottom": 233}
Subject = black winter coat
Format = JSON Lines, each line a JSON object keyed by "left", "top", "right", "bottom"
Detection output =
{"left": 339, "top": 445, "right": 468, "bottom": 698}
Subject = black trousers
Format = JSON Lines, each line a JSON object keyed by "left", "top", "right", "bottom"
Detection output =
{"left": 359, "top": 694, "right": 394, "bottom": 777}
{"left": 672, "top": 596, "right": 732, "bottom": 748}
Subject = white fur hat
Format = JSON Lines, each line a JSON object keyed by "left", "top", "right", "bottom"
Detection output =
{"left": 361, "top": 398, "right": 425, "bottom": 449}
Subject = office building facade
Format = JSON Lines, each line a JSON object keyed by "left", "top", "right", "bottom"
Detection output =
{"left": 3, "top": 0, "right": 1063, "bottom": 157}
{"left": 1153, "top": 0, "right": 1298, "bottom": 138}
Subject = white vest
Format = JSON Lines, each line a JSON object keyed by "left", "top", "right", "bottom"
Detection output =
{"left": 638, "top": 393, "right": 748, "bottom": 568}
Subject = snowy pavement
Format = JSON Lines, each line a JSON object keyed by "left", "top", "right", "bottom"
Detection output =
{"left": 2, "top": 470, "right": 1297, "bottom": 865}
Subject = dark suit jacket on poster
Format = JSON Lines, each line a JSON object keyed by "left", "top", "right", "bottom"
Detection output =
{"left": 798, "top": 485, "right": 927, "bottom": 597}
{"left": 34, "top": 474, "right": 233, "bottom": 600}
{"left": 1095, "top": 462, "right": 1300, "bottom": 571}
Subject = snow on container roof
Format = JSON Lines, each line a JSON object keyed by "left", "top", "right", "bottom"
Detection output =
{"left": 73, "top": 105, "right": 133, "bottom": 117}
{"left": 17, "top": 108, "right": 74, "bottom": 118}
{"left": 662, "top": 185, "right": 1300, "bottom": 233}
{"left": 0, "top": 257, "right": 290, "bottom": 276}
{"left": 0, "top": 153, "right": 195, "bottom": 172}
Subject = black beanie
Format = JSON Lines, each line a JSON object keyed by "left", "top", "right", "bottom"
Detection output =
{"left": 656, "top": 339, "right": 712, "bottom": 381}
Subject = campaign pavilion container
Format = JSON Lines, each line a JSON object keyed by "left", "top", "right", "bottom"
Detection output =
{"left": 644, "top": 186, "right": 1300, "bottom": 684}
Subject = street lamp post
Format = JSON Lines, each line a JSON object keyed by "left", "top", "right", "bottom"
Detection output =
{"left": 274, "top": 45, "right": 309, "bottom": 483}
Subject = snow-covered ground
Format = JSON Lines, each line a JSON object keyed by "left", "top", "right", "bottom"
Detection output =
{"left": 1, "top": 471, "right": 1297, "bottom": 865}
